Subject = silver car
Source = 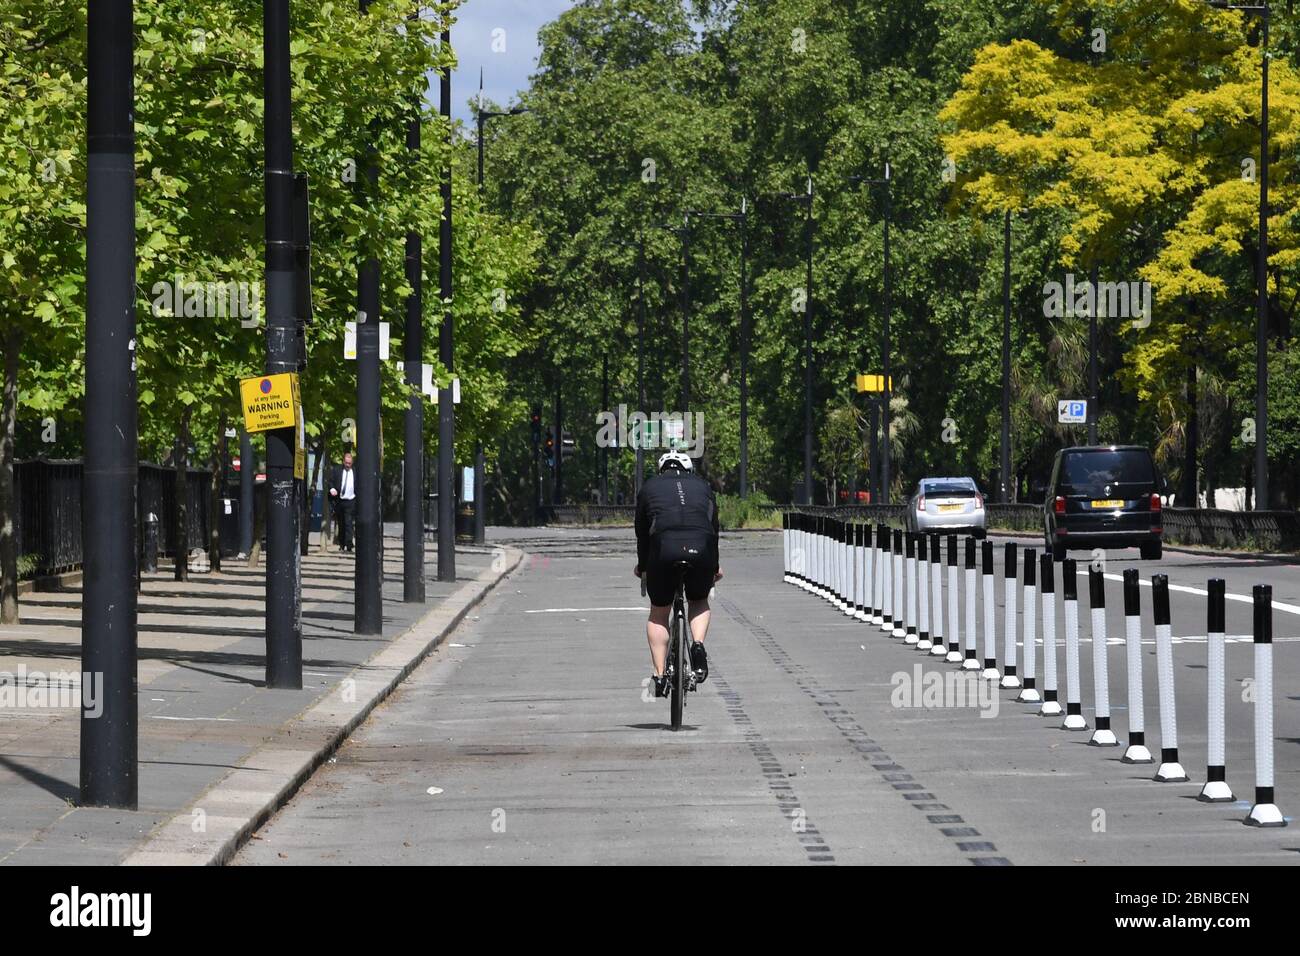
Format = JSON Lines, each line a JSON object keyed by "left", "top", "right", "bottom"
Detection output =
{"left": 906, "top": 477, "right": 987, "bottom": 535}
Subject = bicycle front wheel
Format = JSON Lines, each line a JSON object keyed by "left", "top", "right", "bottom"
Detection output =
{"left": 670, "top": 609, "right": 685, "bottom": 731}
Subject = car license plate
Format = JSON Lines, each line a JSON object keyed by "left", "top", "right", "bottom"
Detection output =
{"left": 938, "top": 503, "right": 962, "bottom": 513}
{"left": 1092, "top": 499, "right": 1124, "bottom": 509}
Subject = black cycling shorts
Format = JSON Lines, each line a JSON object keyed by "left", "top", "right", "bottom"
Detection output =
{"left": 644, "top": 531, "right": 717, "bottom": 607}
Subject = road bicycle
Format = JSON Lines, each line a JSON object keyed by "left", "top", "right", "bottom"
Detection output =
{"left": 642, "top": 560, "right": 698, "bottom": 730}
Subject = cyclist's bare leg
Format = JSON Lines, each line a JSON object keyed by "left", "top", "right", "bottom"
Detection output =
{"left": 646, "top": 604, "right": 671, "bottom": 675}
{"left": 687, "top": 597, "right": 710, "bottom": 643}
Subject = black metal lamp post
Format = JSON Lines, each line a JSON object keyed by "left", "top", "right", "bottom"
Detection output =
{"left": 686, "top": 200, "right": 751, "bottom": 496}
{"left": 475, "top": 87, "right": 529, "bottom": 533}
{"left": 778, "top": 176, "right": 816, "bottom": 505}
{"left": 850, "top": 163, "right": 892, "bottom": 504}
{"left": 1209, "top": 0, "right": 1271, "bottom": 509}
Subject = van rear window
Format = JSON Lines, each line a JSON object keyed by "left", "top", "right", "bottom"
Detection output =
{"left": 1061, "top": 450, "right": 1154, "bottom": 488}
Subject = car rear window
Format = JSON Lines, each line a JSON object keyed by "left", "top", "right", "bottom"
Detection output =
{"left": 1060, "top": 450, "right": 1154, "bottom": 490}
{"left": 923, "top": 482, "right": 976, "bottom": 496}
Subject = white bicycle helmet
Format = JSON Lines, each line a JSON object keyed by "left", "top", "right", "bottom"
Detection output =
{"left": 657, "top": 450, "right": 694, "bottom": 472}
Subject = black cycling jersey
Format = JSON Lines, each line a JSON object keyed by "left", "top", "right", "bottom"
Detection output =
{"left": 635, "top": 469, "right": 719, "bottom": 605}
{"left": 634, "top": 468, "right": 719, "bottom": 567}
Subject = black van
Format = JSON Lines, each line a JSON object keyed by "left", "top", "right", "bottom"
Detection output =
{"left": 1042, "top": 445, "right": 1166, "bottom": 561}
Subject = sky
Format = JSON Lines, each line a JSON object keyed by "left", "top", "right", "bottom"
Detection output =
{"left": 447, "top": 0, "right": 576, "bottom": 125}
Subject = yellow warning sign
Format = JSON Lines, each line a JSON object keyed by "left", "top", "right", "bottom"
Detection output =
{"left": 294, "top": 409, "right": 306, "bottom": 480}
{"left": 240, "top": 373, "right": 299, "bottom": 433}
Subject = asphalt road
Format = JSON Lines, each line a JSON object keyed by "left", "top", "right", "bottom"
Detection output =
{"left": 234, "top": 527, "right": 1299, "bottom": 866}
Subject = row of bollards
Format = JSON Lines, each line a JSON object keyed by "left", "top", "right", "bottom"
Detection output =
{"left": 781, "top": 512, "right": 1287, "bottom": 828}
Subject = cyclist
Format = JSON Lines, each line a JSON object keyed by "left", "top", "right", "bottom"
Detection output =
{"left": 634, "top": 450, "right": 722, "bottom": 699}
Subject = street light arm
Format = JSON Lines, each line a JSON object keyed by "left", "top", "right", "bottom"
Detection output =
{"left": 686, "top": 210, "right": 745, "bottom": 222}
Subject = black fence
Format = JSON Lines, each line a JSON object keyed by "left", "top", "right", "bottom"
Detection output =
{"left": 1161, "top": 507, "right": 1300, "bottom": 552}
{"left": 14, "top": 458, "right": 218, "bottom": 579}
{"left": 546, "top": 504, "right": 636, "bottom": 525}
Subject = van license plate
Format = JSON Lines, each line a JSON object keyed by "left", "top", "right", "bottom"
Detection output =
{"left": 1092, "top": 499, "right": 1123, "bottom": 509}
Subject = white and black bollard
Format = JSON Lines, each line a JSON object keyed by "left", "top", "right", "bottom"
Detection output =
{"left": 826, "top": 518, "right": 837, "bottom": 606}
{"left": 1151, "top": 574, "right": 1187, "bottom": 780}
{"left": 805, "top": 514, "right": 816, "bottom": 594}
{"left": 873, "top": 522, "right": 883, "bottom": 629}
{"left": 878, "top": 528, "right": 889, "bottom": 632}
{"left": 807, "top": 515, "right": 817, "bottom": 594}
{"left": 849, "top": 521, "right": 858, "bottom": 616}
{"left": 892, "top": 530, "right": 906, "bottom": 638}
{"left": 1000, "top": 542, "right": 1020, "bottom": 688}
{"left": 841, "top": 520, "right": 853, "bottom": 615}
{"left": 785, "top": 512, "right": 795, "bottom": 587}
{"left": 811, "top": 515, "right": 821, "bottom": 598}
{"left": 799, "top": 513, "right": 810, "bottom": 590}
{"left": 854, "top": 522, "right": 865, "bottom": 619}
{"left": 846, "top": 521, "right": 855, "bottom": 613}
{"left": 1245, "top": 585, "right": 1286, "bottom": 826}
{"left": 842, "top": 520, "right": 854, "bottom": 614}
{"left": 1038, "top": 553, "right": 1062, "bottom": 716}
{"left": 1088, "top": 567, "right": 1119, "bottom": 746}
{"left": 1061, "top": 559, "right": 1087, "bottom": 730}
{"left": 1199, "top": 579, "right": 1233, "bottom": 802}
{"left": 829, "top": 518, "right": 837, "bottom": 603}
{"left": 946, "top": 534, "right": 963, "bottom": 663}
{"left": 1120, "top": 569, "right": 1152, "bottom": 764}
{"left": 841, "top": 519, "right": 852, "bottom": 613}
{"left": 916, "top": 533, "right": 932, "bottom": 650}
{"left": 856, "top": 523, "right": 870, "bottom": 622}
{"left": 904, "top": 532, "right": 920, "bottom": 645}
{"left": 821, "top": 516, "right": 831, "bottom": 601}
{"left": 783, "top": 512, "right": 792, "bottom": 584}
{"left": 883, "top": 528, "right": 894, "bottom": 632}
{"left": 798, "top": 514, "right": 812, "bottom": 593}
{"left": 818, "top": 515, "right": 829, "bottom": 600}
{"left": 981, "top": 540, "right": 998, "bottom": 680}
{"left": 963, "top": 537, "right": 980, "bottom": 670}
{"left": 1017, "top": 548, "right": 1040, "bottom": 703}
{"left": 831, "top": 518, "right": 843, "bottom": 609}
{"left": 930, "top": 533, "right": 947, "bottom": 657}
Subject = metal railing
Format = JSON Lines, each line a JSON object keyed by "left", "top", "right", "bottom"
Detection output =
{"left": 14, "top": 458, "right": 215, "bottom": 579}
{"left": 545, "top": 504, "right": 636, "bottom": 524}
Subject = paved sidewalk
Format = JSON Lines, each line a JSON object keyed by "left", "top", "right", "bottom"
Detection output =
{"left": 0, "top": 534, "right": 518, "bottom": 865}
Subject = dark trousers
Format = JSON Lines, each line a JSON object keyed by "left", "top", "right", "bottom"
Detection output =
{"left": 337, "top": 498, "right": 356, "bottom": 551}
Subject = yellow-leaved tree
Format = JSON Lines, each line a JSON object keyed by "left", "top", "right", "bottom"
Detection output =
{"left": 941, "top": 0, "right": 1300, "bottom": 505}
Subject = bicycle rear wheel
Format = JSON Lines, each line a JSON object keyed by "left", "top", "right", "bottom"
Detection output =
{"left": 670, "top": 600, "right": 686, "bottom": 731}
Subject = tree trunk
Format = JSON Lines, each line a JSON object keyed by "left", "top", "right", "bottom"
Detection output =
{"left": 248, "top": 477, "right": 266, "bottom": 568}
{"left": 0, "top": 329, "right": 22, "bottom": 624}
{"left": 1181, "top": 363, "right": 1198, "bottom": 507}
{"left": 307, "top": 441, "right": 325, "bottom": 553}
{"left": 208, "top": 413, "right": 227, "bottom": 573}
{"left": 299, "top": 442, "right": 318, "bottom": 557}
{"left": 174, "top": 408, "right": 191, "bottom": 581}
{"left": 319, "top": 446, "right": 333, "bottom": 553}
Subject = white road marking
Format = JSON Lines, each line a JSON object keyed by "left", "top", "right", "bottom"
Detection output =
{"left": 524, "top": 606, "right": 645, "bottom": 614}
{"left": 1101, "top": 571, "right": 1300, "bottom": 617}
{"left": 149, "top": 715, "right": 237, "bottom": 722}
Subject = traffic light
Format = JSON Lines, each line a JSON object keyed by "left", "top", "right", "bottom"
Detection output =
{"left": 560, "top": 430, "right": 575, "bottom": 461}
{"left": 544, "top": 427, "right": 555, "bottom": 467}
{"left": 530, "top": 405, "right": 541, "bottom": 444}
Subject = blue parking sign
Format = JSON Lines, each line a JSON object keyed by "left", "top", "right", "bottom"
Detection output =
{"left": 1058, "top": 399, "right": 1088, "bottom": 424}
